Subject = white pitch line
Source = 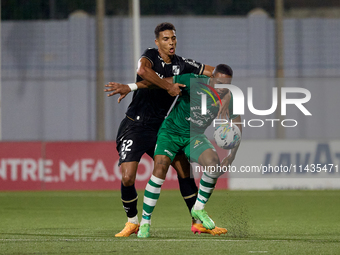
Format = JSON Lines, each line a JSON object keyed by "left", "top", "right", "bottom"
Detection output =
{"left": 0, "top": 193, "right": 117, "bottom": 198}
{"left": 0, "top": 238, "right": 287, "bottom": 242}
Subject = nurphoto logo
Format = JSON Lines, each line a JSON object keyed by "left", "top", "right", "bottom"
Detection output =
{"left": 201, "top": 84, "right": 312, "bottom": 128}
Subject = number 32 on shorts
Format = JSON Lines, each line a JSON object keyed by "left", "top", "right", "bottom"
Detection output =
{"left": 121, "top": 139, "right": 133, "bottom": 160}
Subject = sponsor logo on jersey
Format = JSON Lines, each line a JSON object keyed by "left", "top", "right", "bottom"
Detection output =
{"left": 186, "top": 116, "right": 203, "bottom": 126}
{"left": 194, "top": 140, "right": 201, "bottom": 146}
{"left": 192, "top": 111, "right": 210, "bottom": 122}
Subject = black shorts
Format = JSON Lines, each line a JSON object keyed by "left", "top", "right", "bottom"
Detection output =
{"left": 116, "top": 117, "right": 158, "bottom": 166}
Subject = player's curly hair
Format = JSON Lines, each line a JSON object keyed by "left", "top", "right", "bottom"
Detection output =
{"left": 215, "top": 64, "right": 233, "bottom": 77}
{"left": 154, "top": 22, "right": 176, "bottom": 38}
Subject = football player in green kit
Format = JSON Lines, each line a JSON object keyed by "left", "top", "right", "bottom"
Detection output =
{"left": 106, "top": 64, "right": 242, "bottom": 238}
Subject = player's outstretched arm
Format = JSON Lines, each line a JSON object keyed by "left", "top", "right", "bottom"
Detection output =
{"left": 104, "top": 82, "right": 132, "bottom": 103}
{"left": 202, "top": 65, "right": 215, "bottom": 77}
{"left": 104, "top": 78, "right": 185, "bottom": 103}
{"left": 104, "top": 80, "right": 153, "bottom": 103}
{"left": 137, "top": 58, "right": 184, "bottom": 96}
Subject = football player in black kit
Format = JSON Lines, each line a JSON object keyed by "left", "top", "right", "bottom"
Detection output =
{"left": 106, "top": 22, "right": 227, "bottom": 237}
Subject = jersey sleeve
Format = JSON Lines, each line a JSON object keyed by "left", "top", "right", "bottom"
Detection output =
{"left": 140, "top": 48, "right": 158, "bottom": 67}
{"left": 181, "top": 57, "right": 205, "bottom": 75}
{"left": 173, "top": 73, "right": 197, "bottom": 85}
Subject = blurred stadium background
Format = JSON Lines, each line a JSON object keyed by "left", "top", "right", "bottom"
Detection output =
{"left": 1, "top": 3, "right": 340, "bottom": 254}
{"left": 1, "top": 0, "right": 340, "bottom": 191}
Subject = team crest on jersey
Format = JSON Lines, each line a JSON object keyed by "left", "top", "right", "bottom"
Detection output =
{"left": 172, "top": 65, "right": 180, "bottom": 75}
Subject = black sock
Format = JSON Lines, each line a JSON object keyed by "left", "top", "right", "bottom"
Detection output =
{"left": 121, "top": 182, "right": 138, "bottom": 218}
{"left": 178, "top": 176, "right": 198, "bottom": 215}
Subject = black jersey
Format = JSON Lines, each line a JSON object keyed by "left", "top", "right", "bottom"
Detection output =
{"left": 125, "top": 48, "right": 205, "bottom": 129}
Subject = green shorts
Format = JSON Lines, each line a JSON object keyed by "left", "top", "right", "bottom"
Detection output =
{"left": 154, "top": 131, "right": 215, "bottom": 163}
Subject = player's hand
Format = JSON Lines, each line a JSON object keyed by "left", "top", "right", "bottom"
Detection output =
{"left": 167, "top": 83, "right": 186, "bottom": 97}
{"left": 221, "top": 153, "right": 235, "bottom": 168}
{"left": 104, "top": 82, "right": 131, "bottom": 103}
{"left": 213, "top": 90, "right": 231, "bottom": 119}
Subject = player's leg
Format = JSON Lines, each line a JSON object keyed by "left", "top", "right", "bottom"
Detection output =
{"left": 195, "top": 148, "right": 221, "bottom": 209}
{"left": 137, "top": 155, "right": 172, "bottom": 238}
{"left": 115, "top": 162, "right": 140, "bottom": 237}
{"left": 115, "top": 117, "right": 157, "bottom": 237}
{"left": 121, "top": 161, "right": 139, "bottom": 219}
{"left": 171, "top": 153, "right": 198, "bottom": 215}
{"left": 137, "top": 130, "right": 180, "bottom": 238}
{"left": 184, "top": 135, "right": 226, "bottom": 232}
{"left": 191, "top": 148, "right": 221, "bottom": 229}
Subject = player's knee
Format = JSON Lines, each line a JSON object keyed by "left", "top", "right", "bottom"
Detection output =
{"left": 153, "top": 162, "right": 170, "bottom": 180}
{"left": 121, "top": 174, "right": 136, "bottom": 187}
{"left": 153, "top": 166, "right": 168, "bottom": 180}
{"left": 152, "top": 155, "right": 171, "bottom": 179}
{"left": 202, "top": 153, "right": 220, "bottom": 167}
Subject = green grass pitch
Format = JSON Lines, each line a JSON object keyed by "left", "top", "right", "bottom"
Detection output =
{"left": 0, "top": 190, "right": 340, "bottom": 254}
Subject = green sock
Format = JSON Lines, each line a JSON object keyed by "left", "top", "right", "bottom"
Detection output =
{"left": 194, "top": 172, "right": 217, "bottom": 210}
{"left": 140, "top": 175, "right": 164, "bottom": 225}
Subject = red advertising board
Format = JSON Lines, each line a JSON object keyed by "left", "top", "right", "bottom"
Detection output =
{"left": 0, "top": 142, "right": 228, "bottom": 191}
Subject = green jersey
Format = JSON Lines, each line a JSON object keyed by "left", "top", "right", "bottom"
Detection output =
{"left": 158, "top": 73, "right": 236, "bottom": 137}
